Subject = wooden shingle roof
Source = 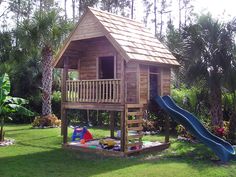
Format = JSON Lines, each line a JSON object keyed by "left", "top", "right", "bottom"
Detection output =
{"left": 89, "top": 8, "right": 179, "bottom": 65}
{"left": 53, "top": 7, "right": 179, "bottom": 67}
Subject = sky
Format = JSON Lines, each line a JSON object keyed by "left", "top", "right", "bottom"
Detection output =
{"left": 1, "top": 0, "right": 236, "bottom": 30}
{"left": 192, "top": 0, "right": 236, "bottom": 20}
{"left": 55, "top": 0, "right": 236, "bottom": 22}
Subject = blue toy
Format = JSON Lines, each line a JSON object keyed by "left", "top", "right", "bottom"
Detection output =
{"left": 71, "top": 126, "right": 93, "bottom": 142}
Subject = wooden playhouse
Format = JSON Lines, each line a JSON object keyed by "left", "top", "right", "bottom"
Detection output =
{"left": 53, "top": 7, "right": 179, "bottom": 156}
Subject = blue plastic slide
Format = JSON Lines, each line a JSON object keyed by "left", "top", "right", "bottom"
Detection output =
{"left": 155, "top": 95, "right": 236, "bottom": 162}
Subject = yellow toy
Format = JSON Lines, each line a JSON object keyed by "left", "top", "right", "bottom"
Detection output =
{"left": 99, "top": 139, "right": 117, "bottom": 149}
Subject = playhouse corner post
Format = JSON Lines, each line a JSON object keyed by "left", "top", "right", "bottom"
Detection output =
{"left": 165, "top": 115, "right": 170, "bottom": 143}
{"left": 109, "top": 111, "right": 115, "bottom": 138}
{"left": 120, "top": 110, "right": 126, "bottom": 152}
{"left": 61, "top": 108, "right": 68, "bottom": 144}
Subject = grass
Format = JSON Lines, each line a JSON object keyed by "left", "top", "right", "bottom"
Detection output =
{"left": 0, "top": 125, "right": 236, "bottom": 177}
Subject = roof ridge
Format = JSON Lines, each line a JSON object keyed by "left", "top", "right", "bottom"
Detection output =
{"left": 88, "top": 7, "right": 143, "bottom": 25}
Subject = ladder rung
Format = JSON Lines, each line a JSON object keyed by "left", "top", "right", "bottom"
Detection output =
{"left": 127, "top": 119, "right": 143, "bottom": 124}
{"left": 128, "top": 134, "right": 143, "bottom": 140}
{"left": 127, "top": 112, "right": 143, "bottom": 116}
{"left": 127, "top": 126, "right": 143, "bottom": 131}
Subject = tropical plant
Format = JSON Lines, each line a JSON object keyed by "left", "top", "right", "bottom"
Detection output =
{"left": 0, "top": 73, "right": 34, "bottom": 141}
{"left": 17, "top": 9, "right": 73, "bottom": 117}
{"left": 180, "top": 14, "right": 235, "bottom": 127}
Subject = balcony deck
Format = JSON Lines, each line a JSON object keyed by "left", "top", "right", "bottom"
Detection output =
{"left": 63, "top": 79, "right": 123, "bottom": 111}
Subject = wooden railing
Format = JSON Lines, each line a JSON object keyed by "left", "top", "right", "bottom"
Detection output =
{"left": 66, "top": 79, "right": 121, "bottom": 103}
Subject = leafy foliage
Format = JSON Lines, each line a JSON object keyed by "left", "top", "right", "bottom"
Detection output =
{"left": 32, "top": 114, "right": 61, "bottom": 128}
{"left": 0, "top": 73, "right": 34, "bottom": 141}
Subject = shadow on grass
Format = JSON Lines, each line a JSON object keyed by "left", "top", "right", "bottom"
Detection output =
{"left": 1, "top": 142, "right": 235, "bottom": 177}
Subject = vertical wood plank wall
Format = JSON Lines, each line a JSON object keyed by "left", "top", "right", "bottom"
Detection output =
{"left": 78, "top": 37, "right": 121, "bottom": 80}
{"left": 139, "top": 65, "right": 171, "bottom": 102}
{"left": 71, "top": 11, "right": 104, "bottom": 41}
{"left": 161, "top": 68, "right": 171, "bottom": 95}
{"left": 125, "top": 62, "right": 138, "bottom": 103}
{"left": 139, "top": 65, "right": 149, "bottom": 104}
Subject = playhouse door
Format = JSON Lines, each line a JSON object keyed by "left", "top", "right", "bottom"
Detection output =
{"left": 98, "top": 56, "right": 114, "bottom": 79}
{"left": 149, "top": 74, "right": 159, "bottom": 100}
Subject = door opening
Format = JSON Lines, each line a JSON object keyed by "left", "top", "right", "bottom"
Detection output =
{"left": 98, "top": 56, "right": 114, "bottom": 79}
{"left": 149, "top": 73, "right": 159, "bottom": 100}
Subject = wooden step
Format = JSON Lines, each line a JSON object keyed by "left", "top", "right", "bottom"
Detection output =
{"left": 126, "top": 104, "right": 143, "bottom": 108}
{"left": 127, "top": 126, "right": 143, "bottom": 131}
{"left": 127, "top": 119, "right": 143, "bottom": 124}
{"left": 126, "top": 112, "right": 143, "bottom": 116}
{"left": 128, "top": 134, "right": 143, "bottom": 140}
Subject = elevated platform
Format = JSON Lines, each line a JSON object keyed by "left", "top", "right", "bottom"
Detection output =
{"left": 62, "top": 102, "right": 124, "bottom": 111}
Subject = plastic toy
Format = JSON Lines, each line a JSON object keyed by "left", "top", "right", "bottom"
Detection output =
{"left": 71, "top": 127, "right": 93, "bottom": 142}
{"left": 80, "top": 139, "right": 86, "bottom": 144}
{"left": 99, "top": 139, "right": 117, "bottom": 149}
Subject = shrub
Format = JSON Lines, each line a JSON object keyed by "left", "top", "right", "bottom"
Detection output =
{"left": 52, "top": 91, "right": 61, "bottom": 118}
{"left": 142, "top": 119, "right": 159, "bottom": 132}
{"left": 32, "top": 114, "right": 61, "bottom": 128}
{"left": 176, "top": 125, "right": 194, "bottom": 139}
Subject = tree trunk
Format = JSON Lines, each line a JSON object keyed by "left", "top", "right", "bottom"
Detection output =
{"left": 72, "top": 0, "right": 75, "bottom": 23}
{"left": 131, "top": 0, "right": 134, "bottom": 19}
{"left": 64, "top": 0, "right": 67, "bottom": 20}
{"left": 178, "top": 0, "right": 182, "bottom": 31}
{"left": 209, "top": 82, "right": 223, "bottom": 127}
{"left": 154, "top": 0, "right": 157, "bottom": 37}
{"left": 0, "top": 118, "right": 4, "bottom": 141}
{"left": 42, "top": 45, "right": 53, "bottom": 116}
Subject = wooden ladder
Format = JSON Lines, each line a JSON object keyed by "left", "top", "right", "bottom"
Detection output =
{"left": 124, "top": 104, "right": 143, "bottom": 152}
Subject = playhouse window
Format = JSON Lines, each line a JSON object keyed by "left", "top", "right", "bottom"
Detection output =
{"left": 98, "top": 56, "right": 115, "bottom": 79}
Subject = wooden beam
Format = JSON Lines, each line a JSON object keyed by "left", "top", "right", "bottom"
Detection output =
{"left": 63, "top": 102, "right": 124, "bottom": 111}
{"left": 120, "top": 56, "right": 125, "bottom": 104}
{"left": 61, "top": 108, "right": 68, "bottom": 144}
{"left": 109, "top": 111, "right": 115, "bottom": 138}
{"left": 61, "top": 57, "right": 69, "bottom": 102}
{"left": 120, "top": 110, "right": 126, "bottom": 152}
{"left": 165, "top": 115, "right": 170, "bottom": 143}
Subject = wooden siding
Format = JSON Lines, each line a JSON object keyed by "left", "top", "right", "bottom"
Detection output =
{"left": 125, "top": 62, "right": 138, "bottom": 103}
{"left": 116, "top": 54, "right": 123, "bottom": 79}
{"left": 161, "top": 68, "right": 171, "bottom": 95}
{"left": 79, "top": 37, "right": 121, "bottom": 80}
{"left": 139, "top": 65, "right": 149, "bottom": 104}
{"left": 71, "top": 11, "right": 104, "bottom": 41}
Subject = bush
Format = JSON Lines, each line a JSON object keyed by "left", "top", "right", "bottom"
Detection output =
{"left": 52, "top": 91, "right": 61, "bottom": 118}
{"left": 172, "top": 86, "right": 211, "bottom": 115}
{"left": 142, "top": 119, "right": 159, "bottom": 132}
{"left": 32, "top": 114, "right": 61, "bottom": 128}
{"left": 146, "top": 100, "right": 177, "bottom": 132}
{"left": 176, "top": 125, "right": 195, "bottom": 139}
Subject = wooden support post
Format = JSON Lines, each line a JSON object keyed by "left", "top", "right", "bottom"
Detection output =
{"left": 165, "top": 114, "right": 170, "bottom": 143}
{"left": 87, "top": 110, "right": 90, "bottom": 124}
{"left": 61, "top": 58, "right": 69, "bottom": 103}
{"left": 110, "top": 111, "right": 115, "bottom": 138}
{"left": 61, "top": 108, "right": 68, "bottom": 144}
{"left": 120, "top": 110, "right": 126, "bottom": 152}
{"left": 61, "top": 58, "right": 69, "bottom": 135}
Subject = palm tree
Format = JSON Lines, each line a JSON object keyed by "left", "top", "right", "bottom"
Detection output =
{"left": 17, "top": 9, "right": 72, "bottom": 117}
{"left": 181, "top": 14, "right": 235, "bottom": 127}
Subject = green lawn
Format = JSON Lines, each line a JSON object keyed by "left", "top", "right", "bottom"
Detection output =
{"left": 0, "top": 125, "right": 236, "bottom": 177}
